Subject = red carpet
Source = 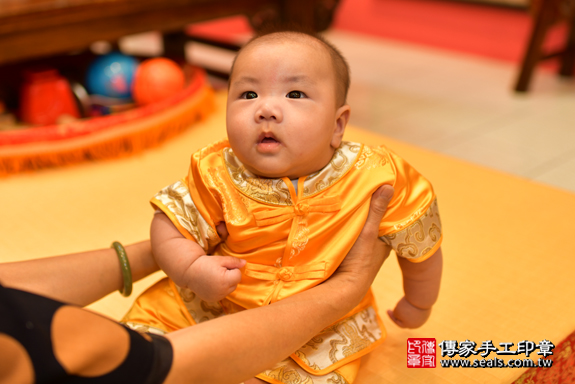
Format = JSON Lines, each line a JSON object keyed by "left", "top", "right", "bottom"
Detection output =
{"left": 187, "top": 0, "right": 567, "bottom": 65}
{"left": 333, "top": 0, "right": 567, "bottom": 66}
{"left": 334, "top": 0, "right": 534, "bottom": 62}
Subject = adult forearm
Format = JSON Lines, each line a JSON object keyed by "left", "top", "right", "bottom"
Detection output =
{"left": 164, "top": 275, "right": 363, "bottom": 384}
{"left": 0, "top": 241, "right": 158, "bottom": 306}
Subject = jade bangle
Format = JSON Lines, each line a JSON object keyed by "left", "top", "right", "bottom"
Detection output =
{"left": 111, "top": 241, "right": 132, "bottom": 297}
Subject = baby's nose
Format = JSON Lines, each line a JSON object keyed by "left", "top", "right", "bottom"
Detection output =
{"left": 258, "top": 112, "right": 277, "bottom": 120}
{"left": 255, "top": 102, "right": 282, "bottom": 122}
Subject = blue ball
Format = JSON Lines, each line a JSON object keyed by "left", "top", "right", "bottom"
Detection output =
{"left": 85, "top": 52, "right": 139, "bottom": 99}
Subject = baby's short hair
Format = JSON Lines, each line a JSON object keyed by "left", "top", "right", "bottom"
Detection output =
{"left": 229, "top": 30, "right": 350, "bottom": 107}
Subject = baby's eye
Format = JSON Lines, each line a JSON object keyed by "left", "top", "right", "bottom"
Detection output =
{"left": 241, "top": 91, "right": 258, "bottom": 99}
{"left": 286, "top": 91, "right": 306, "bottom": 99}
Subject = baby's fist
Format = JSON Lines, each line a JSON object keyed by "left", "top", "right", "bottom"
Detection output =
{"left": 187, "top": 255, "right": 246, "bottom": 302}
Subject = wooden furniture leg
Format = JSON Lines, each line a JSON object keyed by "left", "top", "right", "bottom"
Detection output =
{"left": 559, "top": 14, "right": 575, "bottom": 76}
{"left": 515, "top": 0, "right": 558, "bottom": 92}
{"left": 163, "top": 31, "right": 189, "bottom": 61}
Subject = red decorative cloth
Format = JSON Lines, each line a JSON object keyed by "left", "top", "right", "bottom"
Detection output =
{"left": 513, "top": 330, "right": 575, "bottom": 383}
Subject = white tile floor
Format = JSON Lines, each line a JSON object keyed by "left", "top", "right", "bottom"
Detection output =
{"left": 322, "top": 30, "right": 575, "bottom": 194}
{"left": 121, "top": 27, "right": 575, "bottom": 193}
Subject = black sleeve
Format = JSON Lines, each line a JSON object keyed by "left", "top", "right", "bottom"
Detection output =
{"left": 0, "top": 283, "right": 173, "bottom": 384}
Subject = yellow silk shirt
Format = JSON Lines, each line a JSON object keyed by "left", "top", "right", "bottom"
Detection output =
{"left": 143, "top": 139, "right": 442, "bottom": 381}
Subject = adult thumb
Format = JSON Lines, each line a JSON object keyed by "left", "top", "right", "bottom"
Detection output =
{"left": 363, "top": 185, "right": 394, "bottom": 237}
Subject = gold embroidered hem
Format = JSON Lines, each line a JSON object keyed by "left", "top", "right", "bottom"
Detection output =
{"left": 290, "top": 304, "right": 385, "bottom": 375}
{"left": 151, "top": 179, "right": 220, "bottom": 253}
{"left": 257, "top": 356, "right": 362, "bottom": 384}
{"left": 379, "top": 197, "right": 442, "bottom": 262}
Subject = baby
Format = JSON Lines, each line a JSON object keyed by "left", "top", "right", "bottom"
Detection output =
{"left": 123, "top": 31, "right": 443, "bottom": 384}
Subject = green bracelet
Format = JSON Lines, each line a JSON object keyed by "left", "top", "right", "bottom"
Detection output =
{"left": 111, "top": 241, "right": 132, "bottom": 297}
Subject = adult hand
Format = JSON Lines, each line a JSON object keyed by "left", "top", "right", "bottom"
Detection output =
{"left": 330, "top": 185, "right": 395, "bottom": 299}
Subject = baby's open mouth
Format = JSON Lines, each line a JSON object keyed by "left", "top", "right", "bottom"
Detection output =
{"left": 258, "top": 133, "right": 280, "bottom": 144}
{"left": 257, "top": 133, "right": 281, "bottom": 152}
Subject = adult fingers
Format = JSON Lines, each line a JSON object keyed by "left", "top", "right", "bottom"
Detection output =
{"left": 357, "top": 185, "right": 394, "bottom": 241}
{"left": 338, "top": 185, "right": 394, "bottom": 277}
{"left": 216, "top": 222, "right": 229, "bottom": 241}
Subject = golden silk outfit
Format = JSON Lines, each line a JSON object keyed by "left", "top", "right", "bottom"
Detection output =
{"left": 123, "top": 140, "right": 443, "bottom": 384}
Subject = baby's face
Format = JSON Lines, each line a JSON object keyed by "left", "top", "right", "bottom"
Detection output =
{"left": 226, "top": 37, "right": 350, "bottom": 179}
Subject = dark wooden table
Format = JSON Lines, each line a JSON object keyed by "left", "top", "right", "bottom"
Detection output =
{"left": 0, "top": 0, "right": 339, "bottom": 66}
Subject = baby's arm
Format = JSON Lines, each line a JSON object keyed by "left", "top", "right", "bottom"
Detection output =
{"left": 151, "top": 212, "right": 245, "bottom": 302}
{"left": 387, "top": 247, "right": 443, "bottom": 329}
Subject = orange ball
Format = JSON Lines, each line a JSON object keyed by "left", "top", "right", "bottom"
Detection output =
{"left": 132, "top": 58, "right": 185, "bottom": 105}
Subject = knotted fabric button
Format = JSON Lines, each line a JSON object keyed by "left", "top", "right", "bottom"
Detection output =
{"left": 277, "top": 267, "right": 293, "bottom": 281}
{"left": 294, "top": 203, "right": 309, "bottom": 216}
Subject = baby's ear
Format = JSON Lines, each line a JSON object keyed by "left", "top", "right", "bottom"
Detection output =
{"left": 331, "top": 105, "right": 351, "bottom": 148}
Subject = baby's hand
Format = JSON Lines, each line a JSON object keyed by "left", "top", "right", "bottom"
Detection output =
{"left": 387, "top": 297, "right": 431, "bottom": 329}
{"left": 185, "top": 255, "right": 246, "bottom": 302}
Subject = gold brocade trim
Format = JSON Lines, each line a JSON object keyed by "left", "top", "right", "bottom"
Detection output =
{"left": 222, "top": 142, "right": 363, "bottom": 205}
{"left": 302, "top": 142, "right": 361, "bottom": 197}
{"left": 152, "top": 180, "right": 219, "bottom": 252}
{"left": 291, "top": 306, "right": 383, "bottom": 374}
{"left": 260, "top": 357, "right": 349, "bottom": 384}
{"left": 380, "top": 198, "right": 442, "bottom": 260}
{"left": 219, "top": 298, "right": 246, "bottom": 315}
{"left": 354, "top": 145, "right": 388, "bottom": 171}
{"left": 175, "top": 285, "right": 225, "bottom": 323}
{"left": 122, "top": 322, "right": 167, "bottom": 336}
{"left": 223, "top": 148, "right": 293, "bottom": 206}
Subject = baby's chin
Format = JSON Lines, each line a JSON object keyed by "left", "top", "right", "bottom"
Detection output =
{"left": 243, "top": 163, "right": 301, "bottom": 179}
{"left": 247, "top": 167, "right": 296, "bottom": 179}
{"left": 240, "top": 151, "right": 336, "bottom": 179}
